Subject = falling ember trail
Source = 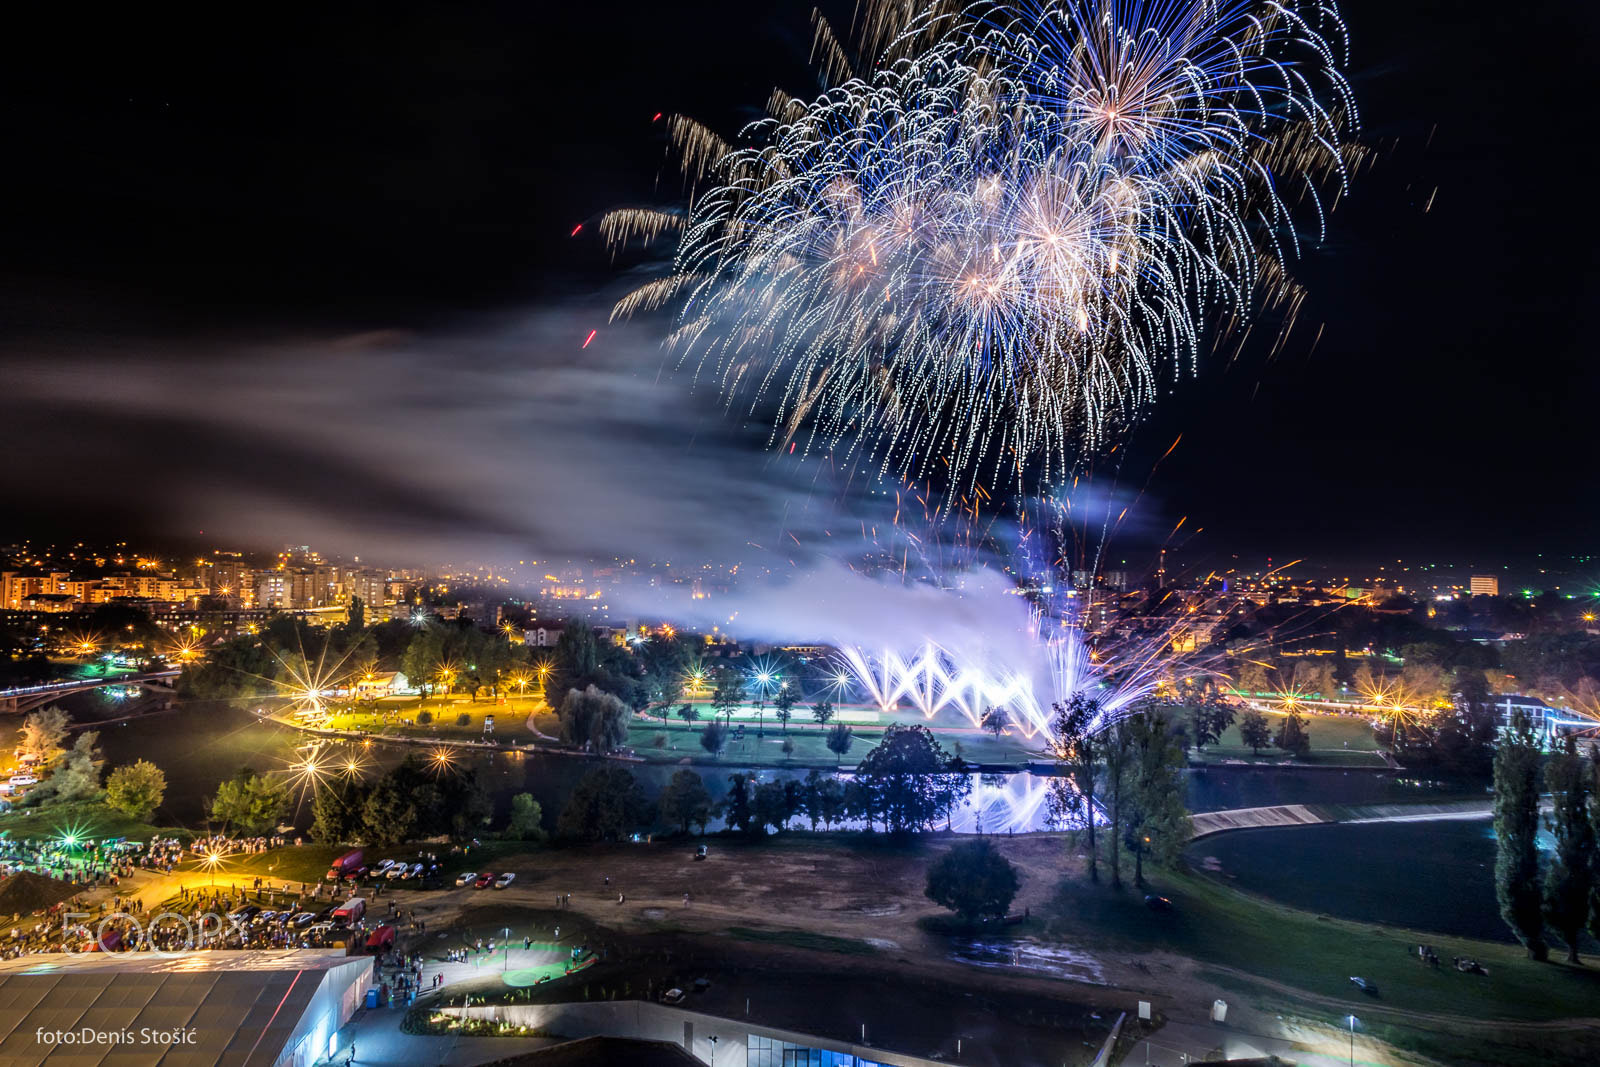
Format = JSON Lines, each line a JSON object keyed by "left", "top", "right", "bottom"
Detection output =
{"left": 570, "top": 224, "right": 583, "bottom": 237}
{"left": 581, "top": 330, "right": 597, "bottom": 349}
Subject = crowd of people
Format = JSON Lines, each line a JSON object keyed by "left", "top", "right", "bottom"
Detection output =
{"left": 0, "top": 833, "right": 138, "bottom": 886}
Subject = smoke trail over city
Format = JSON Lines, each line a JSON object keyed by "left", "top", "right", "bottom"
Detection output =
{"left": 1, "top": 307, "right": 898, "bottom": 569}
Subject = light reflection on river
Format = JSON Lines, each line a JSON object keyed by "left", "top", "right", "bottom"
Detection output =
{"left": 82, "top": 701, "right": 1474, "bottom": 834}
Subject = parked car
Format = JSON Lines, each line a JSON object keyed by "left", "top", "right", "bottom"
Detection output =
{"left": 229, "top": 905, "right": 260, "bottom": 922}
{"left": 454, "top": 872, "right": 477, "bottom": 888}
{"left": 386, "top": 864, "right": 406, "bottom": 880}
{"left": 291, "top": 912, "right": 317, "bottom": 928}
{"left": 474, "top": 872, "right": 495, "bottom": 889}
{"left": 694, "top": 844, "right": 708, "bottom": 860}
{"left": 493, "top": 872, "right": 515, "bottom": 890}
{"left": 1144, "top": 895, "right": 1174, "bottom": 912}
{"left": 661, "top": 988, "right": 686, "bottom": 1005}
{"left": 374, "top": 859, "right": 395, "bottom": 874}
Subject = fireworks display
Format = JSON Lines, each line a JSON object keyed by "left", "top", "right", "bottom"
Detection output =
{"left": 610, "top": 0, "right": 1359, "bottom": 491}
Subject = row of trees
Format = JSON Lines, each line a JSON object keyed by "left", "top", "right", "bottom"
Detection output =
{"left": 1047, "top": 697, "right": 1191, "bottom": 887}
{"left": 10, "top": 706, "right": 168, "bottom": 817}
{"left": 1494, "top": 714, "right": 1598, "bottom": 962}
{"left": 693, "top": 718, "right": 855, "bottom": 763}
{"left": 557, "top": 725, "right": 969, "bottom": 842}
{"left": 311, "top": 756, "right": 492, "bottom": 845}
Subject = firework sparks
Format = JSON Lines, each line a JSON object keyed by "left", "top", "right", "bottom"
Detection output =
{"left": 609, "top": 0, "right": 1358, "bottom": 492}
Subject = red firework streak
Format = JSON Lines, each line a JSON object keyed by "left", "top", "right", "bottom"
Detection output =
{"left": 570, "top": 223, "right": 583, "bottom": 237}
{"left": 581, "top": 329, "right": 597, "bottom": 349}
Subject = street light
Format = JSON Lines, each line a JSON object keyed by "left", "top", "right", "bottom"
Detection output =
{"left": 1346, "top": 1015, "right": 1358, "bottom": 1066}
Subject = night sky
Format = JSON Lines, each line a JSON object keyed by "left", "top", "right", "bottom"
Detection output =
{"left": 0, "top": 0, "right": 1593, "bottom": 566}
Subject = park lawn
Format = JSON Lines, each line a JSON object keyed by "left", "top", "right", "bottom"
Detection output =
{"left": 320, "top": 695, "right": 542, "bottom": 744}
{"left": 0, "top": 800, "right": 169, "bottom": 844}
{"left": 626, "top": 712, "right": 1044, "bottom": 767}
{"left": 1196, "top": 710, "right": 1386, "bottom": 767}
{"left": 1048, "top": 867, "right": 1600, "bottom": 1024}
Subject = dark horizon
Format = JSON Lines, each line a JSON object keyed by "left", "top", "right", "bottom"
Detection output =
{"left": 1, "top": 0, "right": 1594, "bottom": 562}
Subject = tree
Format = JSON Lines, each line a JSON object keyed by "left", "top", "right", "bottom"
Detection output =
{"left": 853, "top": 724, "right": 970, "bottom": 833}
{"left": 773, "top": 686, "right": 796, "bottom": 731}
{"left": 361, "top": 775, "right": 418, "bottom": 845}
{"left": 1273, "top": 709, "right": 1312, "bottom": 758}
{"left": 1591, "top": 759, "right": 1600, "bottom": 947}
{"left": 35, "top": 730, "right": 102, "bottom": 804}
{"left": 811, "top": 699, "right": 835, "bottom": 728}
{"left": 824, "top": 722, "right": 853, "bottom": 764}
{"left": 699, "top": 720, "right": 727, "bottom": 757}
{"left": 104, "top": 760, "right": 166, "bottom": 819}
{"left": 981, "top": 706, "right": 1011, "bottom": 739}
{"left": 782, "top": 779, "right": 803, "bottom": 828}
{"left": 753, "top": 780, "right": 788, "bottom": 834}
{"left": 1542, "top": 737, "right": 1594, "bottom": 962}
{"left": 346, "top": 595, "right": 365, "bottom": 632}
{"left": 712, "top": 666, "right": 746, "bottom": 725}
{"left": 557, "top": 685, "right": 632, "bottom": 754}
{"left": 209, "top": 769, "right": 290, "bottom": 834}
{"left": 312, "top": 781, "right": 366, "bottom": 844}
{"left": 658, "top": 770, "right": 713, "bottom": 835}
{"left": 504, "top": 793, "right": 548, "bottom": 842}
{"left": 556, "top": 767, "right": 652, "bottom": 841}
{"left": 1238, "top": 710, "right": 1271, "bottom": 755}
{"left": 1102, "top": 721, "right": 1132, "bottom": 886}
{"left": 780, "top": 736, "right": 796, "bottom": 760}
{"left": 677, "top": 703, "right": 699, "bottom": 727}
{"left": 723, "top": 772, "right": 754, "bottom": 833}
{"left": 804, "top": 770, "right": 846, "bottom": 830}
{"left": 1494, "top": 710, "right": 1547, "bottom": 959}
{"left": 1122, "top": 711, "right": 1192, "bottom": 885}
{"left": 549, "top": 620, "right": 601, "bottom": 704}
{"left": 925, "top": 839, "right": 1020, "bottom": 924}
{"left": 1190, "top": 702, "right": 1236, "bottom": 750}
{"left": 1236, "top": 660, "right": 1270, "bottom": 693}
{"left": 1049, "top": 694, "right": 1103, "bottom": 881}
{"left": 18, "top": 706, "right": 69, "bottom": 764}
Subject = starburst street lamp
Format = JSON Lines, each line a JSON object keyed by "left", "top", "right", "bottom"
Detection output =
{"left": 435, "top": 667, "right": 457, "bottom": 697}
{"left": 203, "top": 850, "right": 225, "bottom": 887}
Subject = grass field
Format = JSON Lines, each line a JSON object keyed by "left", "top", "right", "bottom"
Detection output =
{"left": 0, "top": 800, "right": 168, "bottom": 843}
{"left": 1193, "top": 709, "right": 1387, "bottom": 767}
{"left": 317, "top": 694, "right": 544, "bottom": 743}
{"left": 625, "top": 708, "right": 1045, "bottom": 766}
{"left": 1048, "top": 866, "right": 1600, "bottom": 1024}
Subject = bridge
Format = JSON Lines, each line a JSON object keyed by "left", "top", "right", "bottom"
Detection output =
{"left": 0, "top": 670, "right": 180, "bottom": 715}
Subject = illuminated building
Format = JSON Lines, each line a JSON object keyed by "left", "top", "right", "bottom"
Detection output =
{"left": 0, "top": 950, "right": 372, "bottom": 1067}
{"left": 1469, "top": 574, "right": 1500, "bottom": 597}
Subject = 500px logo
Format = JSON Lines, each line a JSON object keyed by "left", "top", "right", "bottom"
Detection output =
{"left": 61, "top": 909, "right": 250, "bottom": 957}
